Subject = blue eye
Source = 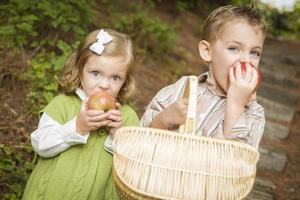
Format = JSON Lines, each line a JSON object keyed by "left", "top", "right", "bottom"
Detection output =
{"left": 90, "top": 71, "right": 99, "bottom": 76}
{"left": 112, "top": 76, "right": 121, "bottom": 81}
{"left": 228, "top": 47, "right": 239, "bottom": 52}
{"left": 251, "top": 51, "right": 261, "bottom": 58}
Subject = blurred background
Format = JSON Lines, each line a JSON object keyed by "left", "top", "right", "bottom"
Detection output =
{"left": 0, "top": 0, "right": 299, "bottom": 199}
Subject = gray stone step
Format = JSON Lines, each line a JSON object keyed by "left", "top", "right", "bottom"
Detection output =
{"left": 246, "top": 178, "right": 275, "bottom": 200}
{"left": 257, "top": 96, "right": 295, "bottom": 123}
{"left": 260, "top": 58, "right": 300, "bottom": 79}
{"left": 258, "top": 82, "right": 299, "bottom": 106}
{"left": 262, "top": 48, "right": 300, "bottom": 67}
{"left": 258, "top": 146, "right": 287, "bottom": 172}
{"left": 261, "top": 69, "right": 299, "bottom": 90}
{"left": 263, "top": 120, "right": 289, "bottom": 140}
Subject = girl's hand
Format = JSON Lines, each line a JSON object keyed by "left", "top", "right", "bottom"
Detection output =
{"left": 161, "top": 98, "right": 188, "bottom": 127}
{"left": 107, "top": 103, "right": 123, "bottom": 135}
{"left": 76, "top": 98, "right": 111, "bottom": 135}
{"left": 227, "top": 62, "right": 258, "bottom": 107}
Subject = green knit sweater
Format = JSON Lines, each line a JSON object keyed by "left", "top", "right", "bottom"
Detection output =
{"left": 22, "top": 94, "right": 139, "bottom": 200}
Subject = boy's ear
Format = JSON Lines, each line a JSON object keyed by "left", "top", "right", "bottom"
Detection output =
{"left": 198, "top": 40, "right": 212, "bottom": 62}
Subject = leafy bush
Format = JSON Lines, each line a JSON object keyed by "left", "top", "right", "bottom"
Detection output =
{"left": 99, "top": 1, "right": 178, "bottom": 58}
{"left": 0, "top": 0, "right": 93, "bottom": 52}
{"left": 0, "top": 144, "right": 35, "bottom": 200}
{"left": 231, "top": 0, "right": 300, "bottom": 40}
{"left": 24, "top": 41, "right": 78, "bottom": 111}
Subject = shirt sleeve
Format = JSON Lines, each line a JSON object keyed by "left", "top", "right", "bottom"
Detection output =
{"left": 140, "top": 76, "right": 188, "bottom": 127}
{"left": 217, "top": 102, "right": 265, "bottom": 149}
{"left": 31, "top": 112, "right": 90, "bottom": 158}
{"left": 104, "top": 105, "right": 139, "bottom": 154}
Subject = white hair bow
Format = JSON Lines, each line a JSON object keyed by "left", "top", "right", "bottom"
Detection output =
{"left": 89, "top": 29, "right": 113, "bottom": 55}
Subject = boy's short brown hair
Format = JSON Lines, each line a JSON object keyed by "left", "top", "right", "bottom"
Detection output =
{"left": 202, "top": 5, "right": 268, "bottom": 43}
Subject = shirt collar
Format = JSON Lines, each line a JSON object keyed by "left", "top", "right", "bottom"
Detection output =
{"left": 197, "top": 72, "right": 226, "bottom": 97}
{"left": 75, "top": 88, "right": 88, "bottom": 101}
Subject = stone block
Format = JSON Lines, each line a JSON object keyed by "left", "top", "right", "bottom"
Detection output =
{"left": 258, "top": 83, "right": 299, "bottom": 106}
{"left": 258, "top": 147, "right": 288, "bottom": 172}
{"left": 247, "top": 178, "right": 276, "bottom": 200}
{"left": 257, "top": 96, "right": 295, "bottom": 123}
{"left": 263, "top": 120, "right": 289, "bottom": 140}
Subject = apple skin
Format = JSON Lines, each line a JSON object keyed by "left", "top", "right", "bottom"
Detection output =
{"left": 234, "top": 62, "right": 262, "bottom": 89}
{"left": 87, "top": 91, "right": 116, "bottom": 111}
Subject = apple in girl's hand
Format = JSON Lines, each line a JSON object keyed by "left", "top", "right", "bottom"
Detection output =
{"left": 234, "top": 62, "right": 262, "bottom": 89}
{"left": 87, "top": 91, "right": 116, "bottom": 111}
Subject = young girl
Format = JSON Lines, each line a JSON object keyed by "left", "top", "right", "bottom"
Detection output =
{"left": 140, "top": 5, "right": 266, "bottom": 149}
{"left": 23, "top": 29, "right": 139, "bottom": 200}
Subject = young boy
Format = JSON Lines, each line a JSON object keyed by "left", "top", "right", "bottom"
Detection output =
{"left": 140, "top": 5, "right": 267, "bottom": 149}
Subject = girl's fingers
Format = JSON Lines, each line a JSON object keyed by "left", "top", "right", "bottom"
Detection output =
{"left": 115, "top": 102, "right": 121, "bottom": 110}
{"left": 89, "top": 120, "right": 111, "bottom": 128}
{"left": 86, "top": 110, "right": 106, "bottom": 117}
{"left": 107, "top": 121, "right": 122, "bottom": 128}
{"left": 89, "top": 112, "right": 110, "bottom": 122}
{"left": 108, "top": 115, "right": 122, "bottom": 122}
{"left": 107, "top": 110, "right": 122, "bottom": 116}
{"left": 81, "top": 98, "right": 89, "bottom": 111}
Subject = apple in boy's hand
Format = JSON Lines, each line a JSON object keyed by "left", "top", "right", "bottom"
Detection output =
{"left": 234, "top": 62, "right": 262, "bottom": 89}
{"left": 87, "top": 91, "right": 116, "bottom": 111}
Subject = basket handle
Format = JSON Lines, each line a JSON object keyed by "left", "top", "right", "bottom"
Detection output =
{"left": 178, "top": 75, "right": 198, "bottom": 135}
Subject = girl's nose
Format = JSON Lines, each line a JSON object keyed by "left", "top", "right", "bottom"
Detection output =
{"left": 98, "top": 78, "right": 109, "bottom": 89}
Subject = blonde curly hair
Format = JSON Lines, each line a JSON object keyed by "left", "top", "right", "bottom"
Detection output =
{"left": 58, "top": 29, "right": 135, "bottom": 103}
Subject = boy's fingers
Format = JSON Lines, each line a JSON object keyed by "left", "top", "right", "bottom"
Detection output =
{"left": 245, "top": 63, "right": 252, "bottom": 81}
{"left": 235, "top": 62, "right": 242, "bottom": 80}
{"left": 251, "top": 68, "right": 259, "bottom": 87}
{"left": 229, "top": 67, "right": 235, "bottom": 83}
{"left": 182, "top": 98, "right": 189, "bottom": 105}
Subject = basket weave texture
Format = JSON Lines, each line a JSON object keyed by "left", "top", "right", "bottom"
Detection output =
{"left": 113, "top": 76, "right": 260, "bottom": 200}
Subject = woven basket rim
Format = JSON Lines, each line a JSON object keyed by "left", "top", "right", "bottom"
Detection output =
{"left": 113, "top": 165, "right": 169, "bottom": 199}
{"left": 114, "top": 150, "right": 257, "bottom": 178}
{"left": 115, "top": 126, "right": 259, "bottom": 153}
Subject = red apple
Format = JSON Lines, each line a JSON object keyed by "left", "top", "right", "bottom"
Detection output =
{"left": 87, "top": 91, "right": 116, "bottom": 111}
{"left": 234, "top": 62, "right": 262, "bottom": 89}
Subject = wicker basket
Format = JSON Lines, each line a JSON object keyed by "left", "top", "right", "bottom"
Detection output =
{"left": 113, "top": 76, "right": 260, "bottom": 200}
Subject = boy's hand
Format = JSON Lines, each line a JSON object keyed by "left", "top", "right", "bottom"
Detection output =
{"left": 155, "top": 98, "right": 188, "bottom": 129}
{"left": 76, "top": 98, "right": 111, "bottom": 135}
{"left": 107, "top": 103, "right": 123, "bottom": 135}
{"left": 227, "top": 62, "right": 258, "bottom": 107}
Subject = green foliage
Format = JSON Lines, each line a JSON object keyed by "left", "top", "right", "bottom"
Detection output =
{"left": 0, "top": 144, "right": 35, "bottom": 200}
{"left": 231, "top": 0, "right": 300, "bottom": 40}
{"left": 25, "top": 41, "right": 78, "bottom": 110}
{"left": 0, "top": 0, "right": 93, "bottom": 52}
{"left": 115, "top": 13, "right": 177, "bottom": 56}
{"left": 99, "top": 1, "right": 178, "bottom": 58}
{"left": 0, "top": 1, "right": 93, "bottom": 198}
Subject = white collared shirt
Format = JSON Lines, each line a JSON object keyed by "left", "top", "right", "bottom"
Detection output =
{"left": 31, "top": 88, "right": 113, "bottom": 158}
